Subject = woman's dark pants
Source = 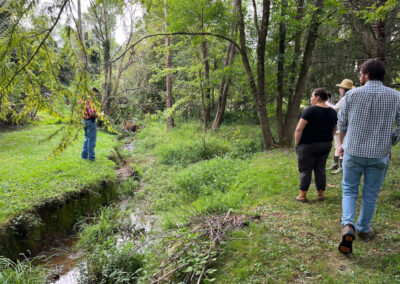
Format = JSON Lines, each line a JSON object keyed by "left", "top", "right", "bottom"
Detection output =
{"left": 296, "top": 142, "right": 332, "bottom": 191}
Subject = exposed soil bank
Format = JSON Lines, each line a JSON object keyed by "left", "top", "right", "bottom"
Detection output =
{"left": 0, "top": 179, "right": 118, "bottom": 260}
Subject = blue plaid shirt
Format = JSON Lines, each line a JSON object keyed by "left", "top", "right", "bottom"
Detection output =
{"left": 338, "top": 80, "right": 400, "bottom": 158}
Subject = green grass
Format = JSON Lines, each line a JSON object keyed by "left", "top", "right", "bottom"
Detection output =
{"left": 128, "top": 119, "right": 400, "bottom": 283}
{"left": 0, "top": 123, "right": 118, "bottom": 224}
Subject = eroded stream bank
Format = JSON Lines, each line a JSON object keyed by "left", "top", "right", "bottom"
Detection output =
{"left": 0, "top": 180, "right": 118, "bottom": 260}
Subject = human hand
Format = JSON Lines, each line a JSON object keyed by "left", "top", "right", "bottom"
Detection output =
{"left": 339, "top": 146, "right": 344, "bottom": 157}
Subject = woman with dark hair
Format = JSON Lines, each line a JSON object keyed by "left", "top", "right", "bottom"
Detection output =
{"left": 326, "top": 79, "right": 355, "bottom": 174}
{"left": 294, "top": 88, "right": 338, "bottom": 202}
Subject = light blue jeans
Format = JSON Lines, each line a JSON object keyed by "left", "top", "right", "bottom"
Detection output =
{"left": 341, "top": 153, "right": 389, "bottom": 233}
{"left": 81, "top": 119, "right": 97, "bottom": 161}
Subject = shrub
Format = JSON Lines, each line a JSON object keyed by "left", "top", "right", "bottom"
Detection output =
{"left": 157, "top": 138, "right": 231, "bottom": 166}
{"left": 81, "top": 242, "right": 143, "bottom": 284}
{"left": 77, "top": 208, "right": 143, "bottom": 283}
{"left": 175, "top": 157, "right": 247, "bottom": 197}
{"left": 229, "top": 138, "right": 263, "bottom": 159}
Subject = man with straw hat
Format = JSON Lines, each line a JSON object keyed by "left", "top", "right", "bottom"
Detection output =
{"left": 326, "top": 79, "right": 355, "bottom": 174}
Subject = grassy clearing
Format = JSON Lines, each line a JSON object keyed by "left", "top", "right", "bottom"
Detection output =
{"left": 0, "top": 121, "right": 118, "bottom": 224}
{"left": 126, "top": 119, "right": 400, "bottom": 283}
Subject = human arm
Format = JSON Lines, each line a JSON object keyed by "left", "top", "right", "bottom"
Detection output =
{"left": 338, "top": 132, "right": 345, "bottom": 157}
{"left": 294, "top": 118, "right": 308, "bottom": 146}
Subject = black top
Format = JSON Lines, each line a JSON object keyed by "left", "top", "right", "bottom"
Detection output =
{"left": 299, "top": 106, "right": 337, "bottom": 144}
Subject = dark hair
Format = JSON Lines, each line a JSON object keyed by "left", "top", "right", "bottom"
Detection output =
{"left": 92, "top": 87, "right": 99, "bottom": 93}
{"left": 313, "top": 88, "right": 331, "bottom": 101}
{"left": 360, "top": 58, "right": 385, "bottom": 81}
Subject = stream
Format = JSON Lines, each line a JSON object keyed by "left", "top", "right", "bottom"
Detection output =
{"left": 41, "top": 141, "right": 154, "bottom": 283}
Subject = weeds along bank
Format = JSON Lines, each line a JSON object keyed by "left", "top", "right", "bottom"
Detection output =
{"left": 0, "top": 122, "right": 119, "bottom": 259}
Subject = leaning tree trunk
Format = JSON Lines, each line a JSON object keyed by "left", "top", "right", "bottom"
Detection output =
{"left": 201, "top": 40, "right": 211, "bottom": 129}
{"left": 282, "top": 0, "right": 325, "bottom": 147}
{"left": 164, "top": 1, "right": 175, "bottom": 129}
{"left": 236, "top": 0, "right": 275, "bottom": 149}
{"left": 212, "top": 38, "right": 236, "bottom": 130}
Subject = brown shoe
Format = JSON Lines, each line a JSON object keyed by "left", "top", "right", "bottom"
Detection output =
{"left": 338, "top": 224, "right": 355, "bottom": 255}
{"left": 357, "top": 227, "right": 375, "bottom": 241}
{"left": 317, "top": 190, "right": 325, "bottom": 201}
{"left": 295, "top": 190, "right": 307, "bottom": 202}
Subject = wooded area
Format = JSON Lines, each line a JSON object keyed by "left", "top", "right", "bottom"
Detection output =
{"left": 1, "top": 0, "right": 399, "bottom": 146}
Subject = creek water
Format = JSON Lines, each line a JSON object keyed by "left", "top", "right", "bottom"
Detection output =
{"left": 43, "top": 142, "right": 153, "bottom": 283}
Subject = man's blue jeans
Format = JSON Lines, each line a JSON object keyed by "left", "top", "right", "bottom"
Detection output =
{"left": 341, "top": 153, "right": 389, "bottom": 233}
{"left": 81, "top": 119, "right": 97, "bottom": 161}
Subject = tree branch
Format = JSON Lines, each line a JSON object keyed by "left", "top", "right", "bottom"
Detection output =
{"left": 0, "top": 0, "right": 70, "bottom": 93}
{"left": 109, "top": 32, "right": 242, "bottom": 69}
{"left": 252, "top": 0, "right": 260, "bottom": 35}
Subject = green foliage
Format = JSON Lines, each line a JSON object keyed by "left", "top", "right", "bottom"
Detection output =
{"left": 157, "top": 137, "right": 231, "bottom": 166}
{"left": 175, "top": 157, "right": 247, "bottom": 196}
{"left": 117, "top": 179, "right": 140, "bottom": 197}
{"left": 77, "top": 207, "right": 120, "bottom": 252}
{"left": 77, "top": 207, "right": 143, "bottom": 284}
{"left": 82, "top": 241, "right": 143, "bottom": 284}
{"left": 0, "top": 256, "right": 47, "bottom": 284}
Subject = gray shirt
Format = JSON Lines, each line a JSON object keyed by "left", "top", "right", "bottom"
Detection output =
{"left": 338, "top": 80, "right": 400, "bottom": 158}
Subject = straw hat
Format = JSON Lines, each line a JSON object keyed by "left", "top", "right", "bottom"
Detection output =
{"left": 336, "top": 79, "right": 355, "bottom": 90}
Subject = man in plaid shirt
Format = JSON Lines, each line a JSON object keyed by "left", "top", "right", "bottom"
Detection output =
{"left": 81, "top": 87, "right": 99, "bottom": 161}
{"left": 337, "top": 59, "right": 400, "bottom": 254}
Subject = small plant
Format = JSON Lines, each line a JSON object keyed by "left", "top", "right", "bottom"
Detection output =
{"left": 80, "top": 242, "right": 143, "bottom": 284}
{"left": 0, "top": 255, "right": 47, "bottom": 284}
{"left": 77, "top": 208, "right": 143, "bottom": 283}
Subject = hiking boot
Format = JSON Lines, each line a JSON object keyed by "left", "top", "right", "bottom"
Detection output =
{"left": 317, "top": 190, "right": 325, "bottom": 201}
{"left": 357, "top": 227, "right": 376, "bottom": 242}
{"left": 295, "top": 190, "right": 307, "bottom": 202}
{"left": 331, "top": 159, "right": 343, "bottom": 175}
{"left": 327, "top": 156, "right": 339, "bottom": 170}
{"left": 338, "top": 224, "right": 355, "bottom": 255}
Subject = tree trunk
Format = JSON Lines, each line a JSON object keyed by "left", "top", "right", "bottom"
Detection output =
{"left": 212, "top": 40, "right": 236, "bottom": 130}
{"left": 255, "top": 0, "right": 275, "bottom": 148}
{"left": 236, "top": 0, "right": 275, "bottom": 149}
{"left": 282, "top": 0, "right": 325, "bottom": 147}
{"left": 101, "top": 4, "right": 112, "bottom": 116}
{"left": 276, "top": 0, "right": 287, "bottom": 143}
{"left": 287, "top": 0, "right": 305, "bottom": 103}
{"left": 164, "top": 1, "right": 175, "bottom": 129}
{"left": 201, "top": 40, "right": 211, "bottom": 129}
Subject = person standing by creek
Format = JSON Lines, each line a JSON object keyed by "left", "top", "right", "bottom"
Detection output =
{"left": 294, "top": 88, "right": 338, "bottom": 202}
{"left": 80, "top": 87, "right": 99, "bottom": 162}
{"left": 326, "top": 79, "right": 356, "bottom": 174}
{"left": 338, "top": 59, "right": 400, "bottom": 255}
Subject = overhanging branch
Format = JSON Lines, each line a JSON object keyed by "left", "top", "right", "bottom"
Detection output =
{"left": 110, "top": 32, "right": 241, "bottom": 69}
{"left": 0, "top": 0, "right": 70, "bottom": 93}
